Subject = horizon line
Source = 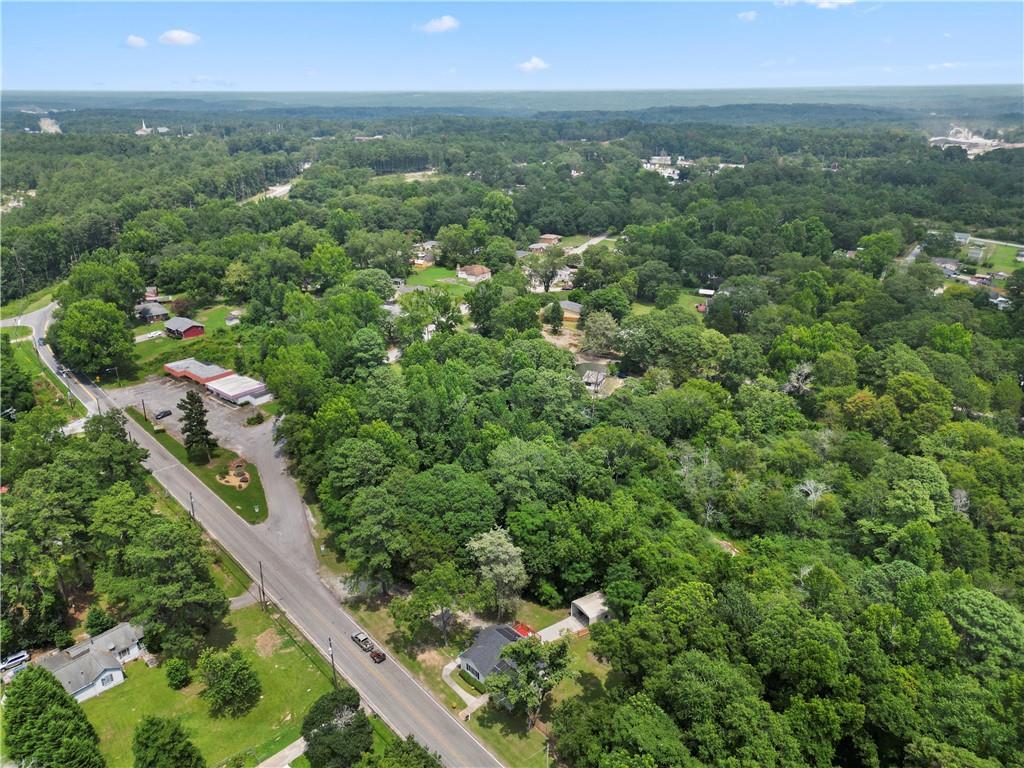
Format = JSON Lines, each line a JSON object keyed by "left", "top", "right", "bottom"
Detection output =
{"left": 4, "top": 83, "right": 1023, "bottom": 95}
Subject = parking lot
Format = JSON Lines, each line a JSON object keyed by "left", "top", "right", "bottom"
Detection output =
{"left": 107, "top": 376, "right": 271, "bottom": 460}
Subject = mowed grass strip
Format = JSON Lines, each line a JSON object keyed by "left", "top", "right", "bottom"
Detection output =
{"left": 82, "top": 606, "right": 334, "bottom": 768}
{"left": 0, "top": 286, "right": 54, "bottom": 320}
{"left": 4, "top": 325, "right": 33, "bottom": 339}
{"left": 9, "top": 339, "right": 87, "bottom": 420}
{"left": 126, "top": 406, "right": 269, "bottom": 523}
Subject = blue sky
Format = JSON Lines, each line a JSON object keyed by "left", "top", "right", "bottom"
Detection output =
{"left": 3, "top": 2, "right": 1021, "bottom": 91}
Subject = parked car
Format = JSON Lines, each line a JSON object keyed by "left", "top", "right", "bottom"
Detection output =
{"left": 1, "top": 650, "right": 30, "bottom": 671}
{"left": 351, "top": 631, "right": 374, "bottom": 652}
{"left": 154, "top": 409, "right": 172, "bottom": 420}
{"left": 370, "top": 650, "right": 386, "bottom": 664}
{"left": 36, "top": 338, "right": 46, "bottom": 347}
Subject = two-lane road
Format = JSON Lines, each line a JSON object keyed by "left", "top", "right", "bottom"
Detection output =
{"left": 14, "top": 303, "right": 503, "bottom": 768}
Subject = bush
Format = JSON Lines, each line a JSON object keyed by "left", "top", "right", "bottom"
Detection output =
{"left": 245, "top": 411, "right": 265, "bottom": 426}
{"left": 459, "top": 669, "right": 487, "bottom": 695}
{"left": 85, "top": 607, "right": 117, "bottom": 636}
{"left": 196, "top": 647, "right": 261, "bottom": 717}
{"left": 54, "top": 629, "right": 74, "bottom": 649}
{"left": 165, "top": 658, "right": 192, "bottom": 690}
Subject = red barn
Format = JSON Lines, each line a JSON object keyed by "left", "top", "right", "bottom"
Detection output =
{"left": 164, "top": 317, "right": 205, "bottom": 339}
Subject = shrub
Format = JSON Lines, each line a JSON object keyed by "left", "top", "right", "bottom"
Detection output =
{"left": 54, "top": 629, "right": 74, "bottom": 649}
{"left": 84, "top": 607, "right": 117, "bottom": 636}
{"left": 459, "top": 669, "right": 487, "bottom": 695}
{"left": 196, "top": 647, "right": 261, "bottom": 717}
{"left": 165, "top": 658, "right": 192, "bottom": 690}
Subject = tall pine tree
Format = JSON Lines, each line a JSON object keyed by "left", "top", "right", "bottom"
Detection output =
{"left": 177, "top": 390, "right": 214, "bottom": 462}
{"left": 1, "top": 666, "right": 106, "bottom": 768}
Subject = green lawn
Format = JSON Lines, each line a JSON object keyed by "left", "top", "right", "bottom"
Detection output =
{"left": 515, "top": 601, "right": 566, "bottom": 632}
{"left": 405, "top": 266, "right": 472, "bottom": 299}
{"left": 4, "top": 325, "right": 32, "bottom": 339}
{"left": 83, "top": 605, "right": 335, "bottom": 768}
{"left": 9, "top": 340, "right": 87, "bottom": 421}
{"left": 126, "top": 407, "right": 269, "bottom": 524}
{"left": 631, "top": 292, "right": 705, "bottom": 320}
{"left": 196, "top": 304, "right": 242, "bottom": 331}
{"left": 0, "top": 286, "right": 54, "bottom": 320}
{"left": 985, "top": 244, "right": 1021, "bottom": 274}
{"left": 558, "top": 234, "right": 590, "bottom": 249}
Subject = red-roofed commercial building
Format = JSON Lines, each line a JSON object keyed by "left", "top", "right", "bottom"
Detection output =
{"left": 163, "top": 358, "right": 234, "bottom": 385}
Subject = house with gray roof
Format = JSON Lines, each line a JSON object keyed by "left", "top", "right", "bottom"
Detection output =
{"left": 164, "top": 316, "right": 205, "bottom": 339}
{"left": 135, "top": 301, "right": 169, "bottom": 323}
{"left": 37, "top": 623, "right": 144, "bottom": 702}
{"left": 457, "top": 625, "right": 522, "bottom": 683}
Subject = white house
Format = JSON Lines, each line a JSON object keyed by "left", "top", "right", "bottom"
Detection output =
{"left": 37, "top": 623, "right": 144, "bottom": 702}
{"left": 457, "top": 264, "right": 492, "bottom": 284}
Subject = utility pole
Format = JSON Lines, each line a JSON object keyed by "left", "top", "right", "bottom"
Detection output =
{"left": 141, "top": 398, "right": 148, "bottom": 419}
{"left": 327, "top": 637, "right": 338, "bottom": 689}
{"left": 258, "top": 561, "right": 267, "bottom": 611}
{"left": 188, "top": 490, "right": 196, "bottom": 521}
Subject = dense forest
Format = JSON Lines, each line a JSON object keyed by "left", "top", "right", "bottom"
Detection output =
{"left": 2, "top": 103, "right": 1023, "bottom": 768}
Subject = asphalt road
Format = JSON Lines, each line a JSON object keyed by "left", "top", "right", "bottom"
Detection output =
{"left": 12, "top": 303, "right": 503, "bottom": 768}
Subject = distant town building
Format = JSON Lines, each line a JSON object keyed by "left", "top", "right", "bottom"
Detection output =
{"left": 353, "top": 134, "right": 384, "bottom": 142}
{"left": 134, "top": 120, "right": 152, "bottom": 137}
{"left": 538, "top": 234, "right": 562, "bottom": 245}
{"left": 953, "top": 232, "right": 971, "bottom": 245}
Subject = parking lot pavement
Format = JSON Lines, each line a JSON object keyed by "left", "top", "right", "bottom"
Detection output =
{"left": 107, "top": 377, "right": 315, "bottom": 569}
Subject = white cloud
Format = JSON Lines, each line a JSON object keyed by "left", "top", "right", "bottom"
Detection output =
{"left": 421, "top": 15, "right": 459, "bottom": 34}
{"left": 943, "top": 32, "right": 953, "bottom": 38}
{"left": 125, "top": 34, "right": 147, "bottom": 48}
{"left": 159, "top": 29, "right": 201, "bottom": 46}
{"left": 517, "top": 56, "right": 549, "bottom": 73}
{"left": 737, "top": 10, "right": 759, "bottom": 22}
{"left": 927, "top": 62, "right": 962, "bottom": 71}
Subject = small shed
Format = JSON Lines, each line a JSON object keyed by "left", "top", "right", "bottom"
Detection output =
{"left": 570, "top": 591, "right": 609, "bottom": 627}
{"left": 697, "top": 288, "right": 716, "bottom": 297}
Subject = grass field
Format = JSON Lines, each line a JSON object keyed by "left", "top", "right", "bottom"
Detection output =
{"left": 126, "top": 407, "right": 269, "bottom": 524}
{"left": 82, "top": 605, "right": 335, "bottom": 768}
{"left": 631, "top": 291, "right": 706, "bottom": 320}
{"left": 196, "top": 304, "right": 242, "bottom": 331}
{"left": 985, "top": 244, "right": 1021, "bottom": 274}
{"left": 405, "top": 265, "right": 473, "bottom": 299}
{"left": 558, "top": 234, "right": 590, "bottom": 249}
{"left": 0, "top": 286, "right": 53, "bottom": 320}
